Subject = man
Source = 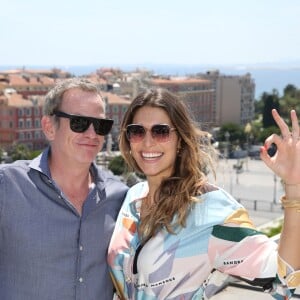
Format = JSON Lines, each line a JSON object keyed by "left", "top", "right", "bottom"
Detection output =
{"left": 0, "top": 78, "right": 128, "bottom": 300}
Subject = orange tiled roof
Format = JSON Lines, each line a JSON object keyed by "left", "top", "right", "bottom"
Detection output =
{"left": 5, "top": 74, "right": 55, "bottom": 87}
{"left": 8, "top": 74, "right": 29, "bottom": 86}
{"left": 85, "top": 75, "right": 107, "bottom": 85}
{"left": 0, "top": 68, "right": 68, "bottom": 75}
{"left": 25, "top": 69, "right": 68, "bottom": 75}
{"left": 7, "top": 93, "right": 33, "bottom": 107}
{"left": 0, "top": 69, "right": 23, "bottom": 74}
{"left": 39, "top": 76, "right": 55, "bottom": 85}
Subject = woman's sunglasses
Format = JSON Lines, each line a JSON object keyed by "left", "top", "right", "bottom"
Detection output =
{"left": 125, "top": 124, "right": 176, "bottom": 143}
{"left": 52, "top": 111, "right": 114, "bottom": 136}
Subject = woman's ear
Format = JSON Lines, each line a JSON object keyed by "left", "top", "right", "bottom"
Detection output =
{"left": 41, "top": 116, "right": 55, "bottom": 141}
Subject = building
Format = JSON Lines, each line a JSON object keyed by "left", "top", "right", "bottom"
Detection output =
{"left": 0, "top": 70, "right": 131, "bottom": 152}
{"left": 0, "top": 68, "right": 71, "bottom": 98}
{"left": 132, "top": 70, "right": 255, "bottom": 129}
{"left": 0, "top": 67, "right": 256, "bottom": 151}
{"left": 142, "top": 77, "right": 215, "bottom": 130}
{"left": 102, "top": 91, "right": 131, "bottom": 150}
{"left": 0, "top": 90, "right": 47, "bottom": 151}
{"left": 199, "top": 70, "right": 255, "bottom": 126}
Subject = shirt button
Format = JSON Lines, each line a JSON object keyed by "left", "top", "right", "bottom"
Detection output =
{"left": 79, "top": 245, "right": 83, "bottom": 251}
{"left": 79, "top": 277, "right": 83, "bottom": 283}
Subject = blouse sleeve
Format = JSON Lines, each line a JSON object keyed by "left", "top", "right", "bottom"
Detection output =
{"left": 208, "top": 207, "right": 298, "bottom": 299}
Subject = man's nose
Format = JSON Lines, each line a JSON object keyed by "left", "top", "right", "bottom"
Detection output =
{"left": 84, "top": 123, "right": 98, "bottom": 137}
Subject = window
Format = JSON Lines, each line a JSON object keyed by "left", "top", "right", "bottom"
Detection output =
{"left": 18, "top": 119, "right": 24, "bottom": 128}
{"left": 35, "top": 119, "right": 40, "bottom": 128}
{"left": 19, "top": 132, "right": 25, "bottom": 140}
{"left": 26, "top": 119, "right": 32, "bottom": 128}
{"left": 113, "top": 116, "right": 118, "bottom": 124}
{"left": 26, "top": 108, "right": 32, "bottom": 116}
{"left": 26, "top": 132, "right": 32, "bottom": 140}
{"left": 34, "top": 131, "right": 40, "bottom": 139}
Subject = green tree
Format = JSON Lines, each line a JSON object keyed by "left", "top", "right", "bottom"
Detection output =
{"left": 107, "top": 155, "right": 145, "bottom": 186}
{"left": 283, "top": 84, "right": 297, "bottom": 97}
{"left": 262, "top": 92, "right": 280, "bottom": 128}
{"left": 9, "top": 143, "right": 31, "bottom": 161}
{"left": 28, "top": 150, "right": 43, "bottom": 159}
{"left": 254, "top": 98, "right": 264, "bottom": 118}
{"left": 279, "top": 84, "right": 300, "bottom": 124}
{"left": 257, "top": 126, "right": 281, "bottom": 143}
{"left": 108, "top": 155, "right": 126, "bottom": 175}
{"left": 218, "top": 123, "right": 245, "bottom": 144}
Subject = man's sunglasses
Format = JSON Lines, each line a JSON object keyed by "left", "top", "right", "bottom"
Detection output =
{"left": 52, "top": 111, "right": 114, "bottom": 136}
{"left": 125, "top": 124, "right": 177, "bottom": 143}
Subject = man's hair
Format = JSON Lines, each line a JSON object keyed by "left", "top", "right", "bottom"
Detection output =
{"left": 43, "top": 78, "right": 103, "bottom": 116}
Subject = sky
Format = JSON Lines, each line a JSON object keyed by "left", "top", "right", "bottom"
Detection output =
{"left": 1, "top": 0, "right": 300, "bottom": 68}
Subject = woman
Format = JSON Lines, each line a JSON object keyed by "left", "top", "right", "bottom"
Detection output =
{"left": 108, "top": 88, "right": 300, "bottom": 299}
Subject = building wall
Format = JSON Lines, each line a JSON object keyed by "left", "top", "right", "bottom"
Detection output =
{"left": 144, "top": 79, "right": 216, "bottom": 129}
{"left": 218, "top": 77, "right": 242, "bottom": 125}
{"left": 202, "top": 70, "right": 255, "bottom": 126}
{"left": 103, "top": 93, "right": 131, "bottom": 150}
{"left": 0, "top": 106, "right": 47, "bottom": 151}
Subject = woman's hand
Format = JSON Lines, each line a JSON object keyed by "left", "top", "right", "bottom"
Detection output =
{"left": 260, "top": 109, "right": 300, "bottom": 185}
{"left": 261, "top": 109, "right": 300, "bottom": 274}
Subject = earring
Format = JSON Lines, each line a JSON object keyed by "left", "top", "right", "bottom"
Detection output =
{"left": 177, "top": 145, "right": 183, "bottom": 156}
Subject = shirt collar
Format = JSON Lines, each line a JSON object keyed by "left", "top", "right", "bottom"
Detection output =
{"left": 29, "top": 146, "right": 51, "bottom": 178}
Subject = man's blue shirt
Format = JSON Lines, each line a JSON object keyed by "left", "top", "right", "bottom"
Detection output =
{"left": 0, "top": 147, "right": 128, "bottom": 300}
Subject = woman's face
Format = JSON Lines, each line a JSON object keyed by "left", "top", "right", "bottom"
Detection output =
{"left": 128, "top": 106, "right": 180, "bottom": 182}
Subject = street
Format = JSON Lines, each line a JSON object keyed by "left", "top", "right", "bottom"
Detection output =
{"left": 213, "top": 157, "right": 283, "bottom": 226}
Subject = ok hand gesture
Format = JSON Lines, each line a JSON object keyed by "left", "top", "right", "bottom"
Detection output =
{"left": 261, "top": 109, "right": 300, "bottom": 185}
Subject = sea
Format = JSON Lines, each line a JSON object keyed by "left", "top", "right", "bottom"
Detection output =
{"left": 1, "top": 64, "right": 300, "bottom": 99}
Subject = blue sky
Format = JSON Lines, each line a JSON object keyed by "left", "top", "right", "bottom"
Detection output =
{"left": 1, "top": 0, "right": 300, "bottom": 67}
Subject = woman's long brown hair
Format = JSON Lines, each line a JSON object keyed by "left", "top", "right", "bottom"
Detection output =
{"left": 119, "top": 88, "right": 216, "bottom": 242}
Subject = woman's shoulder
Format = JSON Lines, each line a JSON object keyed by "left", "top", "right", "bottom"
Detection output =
{"left": 200, "top": 183, "right": 241, "bottom": 208}
{"left": 192, "top": 184, "right": 244, "bottom": 225}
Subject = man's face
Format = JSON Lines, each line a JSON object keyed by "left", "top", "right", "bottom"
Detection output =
{"left": 49, "top": 88, "right": 107, "bottom": 166}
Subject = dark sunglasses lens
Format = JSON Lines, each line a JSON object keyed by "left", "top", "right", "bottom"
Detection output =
{"left": 93, "top": 119, "right": 113, "bottom": 136}
{"left": 126, "top": 125, "right": 145, "bottom": 142}
{"left": 152, "top": 125, "right": 170, "bottom": 141}
{"left": 70, "top": 117, "right": 90, "bottom": 133}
